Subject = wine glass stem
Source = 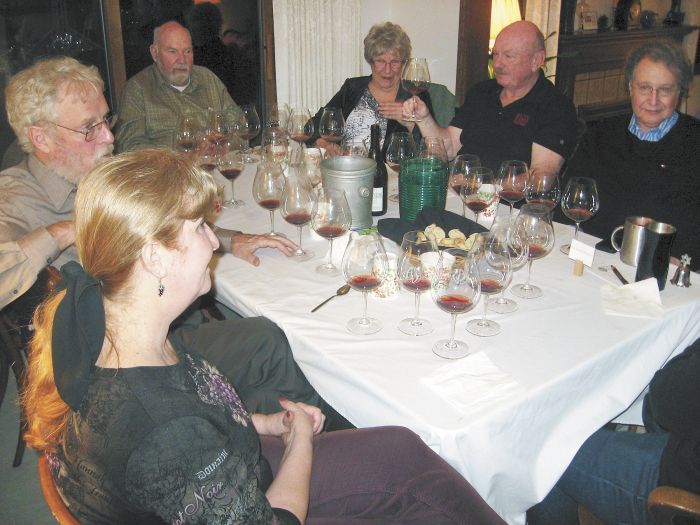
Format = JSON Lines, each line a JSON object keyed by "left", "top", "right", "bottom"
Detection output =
{"left": 525, "top": 259, "right": 534, "bottom": 288}
{"left": 297, "top": 226, "right": 304, "bottom": 252}
{"left": 412, "top": 95, "right": 417, "bottom": 120}
{"left": 461, "top": 201, "right": 466, "bottom": 217}
{"left": 327, "top": 238, "right": 334, "bottom": 266}
{"left": 413, "top": 292, "right": 422, "bottom": 320}
{"left": 481, "top": 297, "right": 489, "bottom": 322}
{"left": 361, "top": 291, "right": 369, "bottom": 322}
{"left": 448, "top": 313, "right": 458, "bottom": 347}
{"left": 230, "top": 180, "right": 236, "bottom": 201}
{"left": 573, "top": 221, "right": 581, "bottom": 240}
{"left": 509, "top": 203, "right": 514, "bottom": 216}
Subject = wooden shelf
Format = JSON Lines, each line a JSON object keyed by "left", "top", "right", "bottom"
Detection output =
{"left": 556, "top": 25, "right": 698, "bottom": 121}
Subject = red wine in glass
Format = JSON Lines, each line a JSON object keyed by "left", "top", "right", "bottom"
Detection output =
{"left": 560, "top": 176, "right": 599, "bottom": 255}
{"left": 199, "top": 162, "right": 217, "bottom": 173}
{"left": 480, "top": 278, "right": 504, "bottom": 294}
{"left": 500, "top": 189, "right": 525, "bottom": 202}
{"left": 563, "top": 208, "right": 594, "bottom": 222}
{"left": 402, "top": 277, "right": 431, "bottom": 293}
{"left": 319, "top": 132, "right": 342, "bottom": 143}
{"left": 526, "top": 199, "right": 558, "bottom": 212}
{"left": 283, "top": 212, "right": 311, "bottom": 226}
{"left": 220, "top": 166, "right": 242, "bottom": 180}
{"left": 316, "top": 225, "right": 347, "bottom": 239}
{"left": 402, "top": 80, "right": 428, "bottom": 96}
{"left": 466, "top": 200, "right": 489, "bottom": 214}
{"left": 258, "top": 198, "right": 281, "bottom": 211}
{"left": 290, "top": 133, "right": 312, "bottom": 143}
{"left": 349, "top": 275, "right": 382, "bottom": 292}
{"left": 436, "top": 294, "right": 472, "bottom": 313}
{"left": 178, "top": 139, "right": 196, "bottom": 152}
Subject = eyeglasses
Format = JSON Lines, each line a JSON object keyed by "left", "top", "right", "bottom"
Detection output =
{"left": 373, "top": 58, "right": 404, "bottom": 70}
{"left": 630, "top": 82, "right": 678, "bottom": 99}
{"left": 50, "top": 112, "right": 118, "bottom": 142}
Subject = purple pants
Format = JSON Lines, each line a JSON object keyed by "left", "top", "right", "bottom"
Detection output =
{"left": 260, "top": 426, "right": 505, "bottom": 525}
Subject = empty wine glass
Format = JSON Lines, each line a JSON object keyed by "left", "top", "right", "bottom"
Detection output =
{"left": 560, "top": 176, "right": 600, "bottom": 255}
{"left": 318, "top": 107, "right": 345, "bottom": 145}
{"left": 266, "top": 102, "right": 289, "bottom": 129}
{"left": 431, "top": 249, "right": 481, "bottom": 359}
{"left": 497, "top": 160, "right": 529, "bottom": 215}
{"left": 511, "top": 203, "right": 555, "bottom": 299}
{"left": 261, "top": 126, "right": 289, "bottom": 166}
{"left": 466, "top": 233, "right": 511, "bottom": 337}
{"left": 287, "top": 107, "right": 314, "bottom": 146}
{"left": 252, "top": 161, "right": 285, "bottom": 236}
{"left": 525, "top": 168, "right": 562, "bottom": 212}
{"left": 282, "top": 167, "right": 315, "bottom": 262}
{"left": 461, "top": 167, "right": 497, "bottom": 224}
{"left": 218, "top": 151, "right": 245, "bottom": 208}
{"left": 418, "top": 136, "right": 448, "bottom": 163}
{"left": 341, "top": 232, "right": 388, "bottom": 335}
{"left": 311, "top": 188, "right": 352, "bottom": 276}
{"left": 341, "top": 137, "right": 368, "bottom": 156}
{"left": 402, "top": 58, "right": 430, "bottom": 122}
{"left": 176, "top": 114, "right": 200, "bottom": 153}
{"left": 397, "top": 231, "right": 436, "bottom": 336}
{"left": 386, "top": 131, "right": 417, "bottom": 203}
{"left": 449, "top": 154, "right": 481, "bottom": 216}
{"left": 238, "top": 104, "right": 261, "bottom": 163}
{"left": 487, "top": 216, "right": 527, "bottom": 314}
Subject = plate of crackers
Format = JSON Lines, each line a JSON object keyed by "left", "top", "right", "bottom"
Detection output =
{"left": 417, "top": 224, "right": 481, "bottom": 251}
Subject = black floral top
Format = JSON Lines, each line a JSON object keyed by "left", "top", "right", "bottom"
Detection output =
{"left": 50, "top": 337, "right": 299, "bottom": 525}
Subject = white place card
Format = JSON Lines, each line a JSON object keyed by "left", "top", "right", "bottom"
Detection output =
{"left": 568, "top": 238, "right": 595, "bottom": 267}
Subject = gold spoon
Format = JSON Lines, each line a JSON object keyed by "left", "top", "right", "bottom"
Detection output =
{"left": 311, "top": 284, "right": 351, "bottom": 313}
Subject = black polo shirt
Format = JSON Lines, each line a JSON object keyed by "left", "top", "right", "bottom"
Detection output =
{"left": 451, "top": 70, "right": 578, "bottom": 172}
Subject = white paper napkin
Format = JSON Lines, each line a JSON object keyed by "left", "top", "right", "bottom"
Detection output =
{"left": 421, "top": 353, "right": 525, "bottom": 416}
{"left": 600, "top": 277, "right": 664, "bottom": 320}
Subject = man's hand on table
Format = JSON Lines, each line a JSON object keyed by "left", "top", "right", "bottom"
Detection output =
{"left": 315, "top": 138, "right": 342, "bottom": 157}
{"left": 231, "top": 232, "right": 297, "bottom": 266}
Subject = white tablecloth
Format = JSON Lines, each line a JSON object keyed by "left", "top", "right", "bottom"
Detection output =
{"left": 211, "top": 163, "right": 700, "bottom": 524}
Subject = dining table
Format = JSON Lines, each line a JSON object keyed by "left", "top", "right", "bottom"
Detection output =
{"left": 210, "top": 159, "right": 700, "bottom": 524}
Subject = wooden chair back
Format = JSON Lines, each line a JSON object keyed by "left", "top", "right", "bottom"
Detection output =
{"left": 38, "top": 454, "right": 80, "bottom": 525}
{"left": 648, "top": 486, "right": 700, "bottom": 525}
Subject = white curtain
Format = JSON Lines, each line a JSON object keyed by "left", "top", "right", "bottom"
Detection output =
{"left": 273, "top": 0, "right": 363, "bottom": 112}
{"left": 525, "top": 0, "right": 562, "bottom": 82}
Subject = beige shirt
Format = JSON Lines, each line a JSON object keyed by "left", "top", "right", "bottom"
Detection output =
{"left": 115, "top": 64, "right": 239, "bottom": 153}
{"left": 0, "top": 155, "right": 77, "bottom": 308}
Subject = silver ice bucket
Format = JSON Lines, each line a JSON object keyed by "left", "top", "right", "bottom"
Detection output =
{"left": 320, "top": 156, "right": 374, "bottom": 229}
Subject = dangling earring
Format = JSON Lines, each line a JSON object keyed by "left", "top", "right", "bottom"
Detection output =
{"left": 158, "top": 279, "right": 165, "bottom": 297}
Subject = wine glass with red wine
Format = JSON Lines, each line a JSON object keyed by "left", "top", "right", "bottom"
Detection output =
{"left": 385, "top": 132, "right": 416, "bottom": 203}
{"left": 431, "top": 249, "right": 481, "bottom": 359}
{"left": 318, "top": 107, "right": 345, "bottom": 145}
{"left": 511, "top": 203, "right": 555, "bottom": 299}
{"left": 287, "top": 107, "right": 314, "bottom": 147}
{"left": 252, "top": 162, "right": 286, "bottom": 236}
{"left": 282, "top": 168, "right": 315, "bottom": 262}
{"left": 466, "top": 233, "right": 511, "bottom": 337}
{"left": 311, "top": 188, "right": 352, "bottom": 276}
{"left": 401, "top": 58, "right": 430, "bottom": 122}
{"left": 525, "top": 168, "right": 562, "bottom": 213}
{"left": 449, "top": 154, "right": 481, "bottom": 217}
{"left": 176, "top": 114, "right": 200, "bottom": 153}
{"left": 205, "top": 108, "right": 230, "bottom": 156}
{"left": 560, "top": 176, "right": 599, "bottom": 255}
{"left": 218, "top": 151, "right": 245, "bottom": 208}
{"left": 341, "top": 232, "right": 388, "bottom": 335}
{"left": 496, "top": 160, "right": 529, "bottom": 215}
{"left": 238, "top": 104, "right": 261, "bottom": 163}
{"left": 397, "top": 230, "right": 436, "bottom": 336}
{"left": 461, "top": 167, "right": 497, "bottom": 224}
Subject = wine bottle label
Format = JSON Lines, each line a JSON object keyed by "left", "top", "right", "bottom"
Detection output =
{"left": 372, "top": 187, "right": 384, "bottom": 212}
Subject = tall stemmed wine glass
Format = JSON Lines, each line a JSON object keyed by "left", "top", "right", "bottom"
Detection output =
{"left": 318, "top": 107, "right": 345, "bottom": 145}
{"left": 238, "top": 104, "right": 261, "bottom": 163}
{"left": 287, "top": 107, "right": 315, "bottom": 147}
{"left": 252, "top": 162, "right": 285, "bottom": 236}
{"left": 487, "top": 216, "right": 528, "bottom": 314}
{"left": 431, "top": 249, "right": 481, "bottom": 359}
{"left": 261, "top": 126, "right": 289, "bottom": 167}
{"left": 402, "top": 58, "right": 430, "bottom": 122}
{"left": 496, "top": 160, "right": 529, "bottom": 215}
{"left": 397, "top": 231, "right": 436, "bottom": 336}
{"left": 560, "top": 176, "right": 599, "bottom": 255}
{"left": 418, "top": 136, "right": 448, "bottom": 162}
{"left": 205, "top": 108, "right": 230, "bottom": 154}
{"left": 511, "top": 203, "right": 555, "bottom": 299}
{"left": 311, "top": 188, "right": 352, "bottom": 276}
{"left": 449, "top": 154, "right": 481, "bottom": 217}
{"left": 386, "top": 132, "right": 417, "bottom": 203}
{"left": 218, "top": 150, "right": 245, "bottom": 208}
{"left": 461, "top": 167, "right": 497, "bottom": 224}
{"left": 525, "top": 168, "right": 561, "bottom": 212}
{"left": 176, "top": 114, "right": 200, "bottom": 153}
{"left": 282, "top": 167, "right": 315, "bottom": 261}
{"left": 466, "top": 233, "right": 511, "bottom": 337}
{"left": 341, "top": 232, "right": 388, "bottom": 335}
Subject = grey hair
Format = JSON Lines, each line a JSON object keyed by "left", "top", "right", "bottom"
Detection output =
{"left": 624, "top": 40, "right": 692, "bottom": 97}
{"left": 363, "top": 22, "right": 412, "bottom": 65}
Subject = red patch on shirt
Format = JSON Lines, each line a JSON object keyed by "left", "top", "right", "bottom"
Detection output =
{"left": 513, "top": 113, "right": 530, "bottom": 127}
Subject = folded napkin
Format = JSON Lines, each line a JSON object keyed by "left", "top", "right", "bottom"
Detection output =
{"left": 600, "top": 277, "right": 664, "bottom": 320}
{"left": 377, "top": 207, "right": 487, "bottom": 245}
{"left": 421, "top": 352, "right": 525, "bottom": 417}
